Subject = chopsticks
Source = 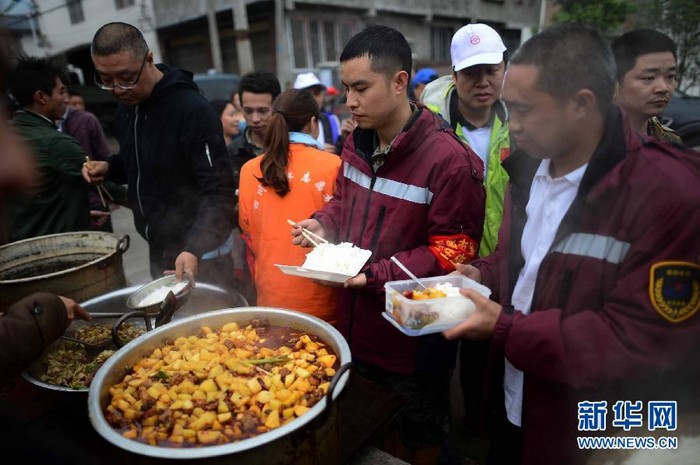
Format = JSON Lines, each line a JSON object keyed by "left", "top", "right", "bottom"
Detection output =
{"left": 287, "top": 219, "right": 328, "bottom": 247}
{"left": 84, "top": 156, "right": 114, "bottom": 208}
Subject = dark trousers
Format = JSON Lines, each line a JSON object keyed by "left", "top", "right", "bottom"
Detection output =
{"left": 459, "top": 339, "right": 490, "bottom": 432}
{"left": 485, "top": 415, "right": 522, "bottom": 465}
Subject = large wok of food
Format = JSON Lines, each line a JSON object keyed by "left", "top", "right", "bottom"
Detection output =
{"left": 88, "top": 307, "right": 351, "bottom": 460}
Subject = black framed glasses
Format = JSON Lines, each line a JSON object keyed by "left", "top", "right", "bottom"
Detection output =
{"left": 94, "top": 51, "right": 148, "bottom": 91}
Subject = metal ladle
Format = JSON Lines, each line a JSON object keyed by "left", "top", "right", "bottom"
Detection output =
{"left": 60, "top": 291, "right": 178, "bottom": 351}
{"left": 112, "top": 291, "right": 178, "bottom": 348}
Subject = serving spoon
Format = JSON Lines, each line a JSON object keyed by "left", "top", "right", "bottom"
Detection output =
{"left": 390, "top": 256, "right": 428, "bottom": 290}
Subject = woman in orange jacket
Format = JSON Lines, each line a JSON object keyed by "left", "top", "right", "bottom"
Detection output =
{"left": 238, "top": 89, "right": 340, "bottom": 324}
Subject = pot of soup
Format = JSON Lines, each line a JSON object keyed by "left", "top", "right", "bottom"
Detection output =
{"left": 87, "top": 307, "right": 352, "bottom": 464}
{"left": 0, "top": 231, "right": 130, "bottom": 311}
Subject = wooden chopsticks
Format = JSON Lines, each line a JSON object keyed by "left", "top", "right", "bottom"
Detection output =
{"left": 287, "top": 219, "right": 328, "bottom": 247}
{"left": 84, "top": 156, "right": 114, "bottom": 208}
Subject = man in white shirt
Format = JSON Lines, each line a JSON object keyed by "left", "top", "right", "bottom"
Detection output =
{"left": 444, "top": 23, "right": 700, "bottom": 465}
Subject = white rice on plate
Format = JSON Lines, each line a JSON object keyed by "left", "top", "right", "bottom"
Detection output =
{"left": 302, "top": 242, "right": 370, "bottom": 276}
{"left": 138, "top": 281, "right": 188, "bottom": 307}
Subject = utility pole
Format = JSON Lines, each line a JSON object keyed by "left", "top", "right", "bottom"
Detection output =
{"left": 232, "top": 0, "right": 254, "bottom": 74}
{"left": 206, "top": 0, "right": 224, "bottom": 72}
{"left": 274, "top": 0, "right": 291, "bottom": 87}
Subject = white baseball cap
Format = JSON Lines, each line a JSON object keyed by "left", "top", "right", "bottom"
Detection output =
{"left": 293, "top": 72, "right": 326, "bottom": 90}
{"left": 451, "top": 24, "right": 506, "bottom": 72}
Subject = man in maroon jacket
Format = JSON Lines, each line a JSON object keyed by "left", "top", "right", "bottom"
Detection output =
{"left": 444, "top": 23, "right": 700, "bottom": 465}
{"left": 293, "top": 25, "right": 485, "bottom": 464}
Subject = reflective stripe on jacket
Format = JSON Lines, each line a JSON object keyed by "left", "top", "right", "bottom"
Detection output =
{"left": 474, "top": 108, "right": 700, "bottom": 465}
{"left": 314, "top": 105, "right": 486, "bottom": 375}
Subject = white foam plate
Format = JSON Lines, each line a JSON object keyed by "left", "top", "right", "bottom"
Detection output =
{"left": 382, "top": 311, "right": 466, "bottom": 337}
{"left": 274, "top": 264, "right": 355, "bottom": 283}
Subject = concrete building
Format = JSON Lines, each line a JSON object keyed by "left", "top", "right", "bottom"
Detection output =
{"left": 3, "top": 0, "right": 540, "bottom": 91}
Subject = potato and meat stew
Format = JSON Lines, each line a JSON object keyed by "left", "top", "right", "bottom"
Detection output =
{"left": 105, "top": 319, "right": 338, "bottom": 447}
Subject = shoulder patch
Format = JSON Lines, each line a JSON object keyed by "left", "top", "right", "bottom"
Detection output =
{"left": 649, "top": 261, "right": 700, "bottom": 323}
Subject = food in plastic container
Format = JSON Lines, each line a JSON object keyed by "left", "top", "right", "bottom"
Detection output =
{"left": 383, "top": 275, "right": 491, "bottom": 336}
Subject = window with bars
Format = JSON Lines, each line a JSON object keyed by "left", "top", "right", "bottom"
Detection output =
{"left": 115, "top": 0, "right": 135, "bottom": 9}
{"left": 289, "top": 18, "right": 357, "bottom": 72}
{"left": 431, "top": 26, "right": 453, "bottom": 61}
{"left": 67, "top": 0, "right": 84, "bottom": 24}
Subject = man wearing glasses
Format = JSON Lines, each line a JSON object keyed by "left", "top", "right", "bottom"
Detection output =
{"left": 82, "top": 22, "right": 236, "bottom": 289}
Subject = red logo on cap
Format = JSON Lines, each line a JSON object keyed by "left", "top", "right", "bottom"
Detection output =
{"left": 470, "top": 35, "right": 480, "bottom": 45}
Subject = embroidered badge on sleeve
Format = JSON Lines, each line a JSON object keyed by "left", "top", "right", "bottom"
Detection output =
{"left": 428, "top": 234, "right": 479, "bottom": 272}
{"left": 649, "top": 261, "right": 700, "bottom": 323}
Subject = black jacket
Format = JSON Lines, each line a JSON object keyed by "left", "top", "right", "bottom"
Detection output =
{"left": 226, "top": 128, "right": 262, "bottom": 228}
{"left": 109, "top": 65, "right": 235, "bottom": 259}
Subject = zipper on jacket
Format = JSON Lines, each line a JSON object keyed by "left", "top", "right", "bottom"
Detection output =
{"left": 357, "top": 176, "right": 377, "bottom": 249}
{"left": 344, "top": 196, "right": 357, "bottom": 242}
{"left": 368, "top": 205, "right": 386, "bottom": 255}
{"left": 347, "top": 174, "right": 376, "bottom": 350}
{"left": 133, "top": 106, "right": 149, "bottom": 241}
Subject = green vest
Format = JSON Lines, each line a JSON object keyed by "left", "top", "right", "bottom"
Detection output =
{"left": 422, "top": 76, "right": 510, "bottom": 257}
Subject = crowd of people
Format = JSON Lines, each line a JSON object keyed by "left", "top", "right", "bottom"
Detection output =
{"left": 0, "top": 16, "right": 698, "bottom": 465}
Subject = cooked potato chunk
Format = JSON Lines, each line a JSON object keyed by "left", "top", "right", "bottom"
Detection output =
{"left": 104, "top": 320, "right": 338, "bottom": 448}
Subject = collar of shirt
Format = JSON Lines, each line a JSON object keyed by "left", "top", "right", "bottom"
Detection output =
{"left": 449, "top": 91, "right": 506, "bottom": 131}
{"left": 56, "top": 107, "right": 73, "bottom": 132}
{"left": 289, "top": 131, "right": 324, "bottom": 150}
{"left": 371, "top": 102, "right": 419, "bottom": 171}
{"left": 244, "top": 127, "right": 264, "bottom": 155}
{"left": 15, "top": 109, "right": 59, "bottom": 129}
{"left": 535, "top": 158, "right": 588, "bottom": 185}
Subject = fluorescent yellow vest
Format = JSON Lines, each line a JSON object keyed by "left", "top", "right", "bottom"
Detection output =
{"left": 422, "top": 76, "right": 510, "bottom": 257}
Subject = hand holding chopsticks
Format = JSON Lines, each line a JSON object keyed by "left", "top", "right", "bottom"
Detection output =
{"left": 288, "top": 219, "right": 328, "bottom": 247}
{"left": 83, "top": 156, "right": 114, "bottom": 208}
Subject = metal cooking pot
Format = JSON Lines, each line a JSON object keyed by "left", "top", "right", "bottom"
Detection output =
{"left": 0, "top": 231, "right": 130, "bottom": 311}
{"left": 87, "top": 307, "right": 352, "bottom": 464}
{"left": 22, "top": 282, "right": 248, "bottom": 393}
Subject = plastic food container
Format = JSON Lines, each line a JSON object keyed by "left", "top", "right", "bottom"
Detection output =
{"left": 383, "top": 274, "right": 491, "bottom": 336}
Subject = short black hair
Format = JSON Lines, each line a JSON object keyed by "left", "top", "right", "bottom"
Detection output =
{"left": 7, "top": 56, "right": 65, "bottom": 107}
{"left": 68, "top": 89, "right": 82, "bottom": 98}
{"left": 209, "top": 98, "right": 229, "bottom": 117}
{"left": 237, "top": 71, "right": 281, "bottom": 101}
{"left": 510, "top": 23, "right": 616, "bottom": 112}
{"left": 92, "top": 22, "right": 148, "bottom": 60}
{"left": 611, "top": 29, "right": 677, "bottom": 83}
{"left": 340, "top": 25, "right": 412, "bottom": 81}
